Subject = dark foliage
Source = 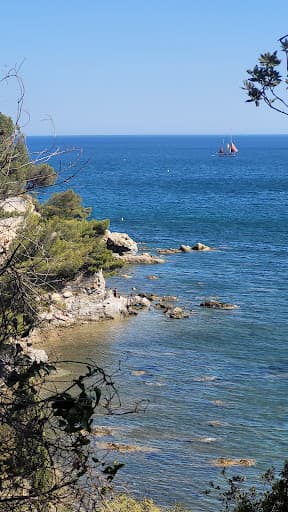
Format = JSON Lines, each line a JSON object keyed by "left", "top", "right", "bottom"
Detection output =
{"left": 243, "top": 35, "right": 288, "bottom": 116}
{"left": 206, "top": 463, "right": 288, "bottom": 512}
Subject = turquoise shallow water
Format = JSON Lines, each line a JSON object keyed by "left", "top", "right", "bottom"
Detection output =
{"left": 28, "top": 135, "right": 288, "bottom": 510}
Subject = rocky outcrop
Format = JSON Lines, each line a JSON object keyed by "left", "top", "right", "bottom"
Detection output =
{"left": 211, "top": 457, "right": 256, "bottom": 468}
{"left": 200, "top": 300, "right": 239, "bottom": 310}
{"left": 154, "top": 302, "right": 189, "bottom": 319}
{"left": 158, "top": 248, "right": 181, "bottom": 255}
{"left": 128, "top": 295, "right": 151, "bottom": 314}
{"left": 191, "top": 242, "right": 212, "bottom": 251}
{"left": 106, "top": 231, "right": 138, "bottom": 255}
{"left": 105, "top": 231, "right": 166, "bottom": 264}
{"left": 38, "top": 271, "right": 124, "bottom": 326}
{"left": 96, "top": 441, "right": 159, "bottom": 453}
{"left": 158, "top": 242, "right": 213, "bottom": 254}
{"left": 36, "top": 270, "right": 152, "bottom": 329}
{"left": 167, "top": 306, "right": 189, "bottom": 319}
{"left": 0, "top": 196, "right": 35, "bottom": 214}
{"left": 120, "top": 252, "right": 165, "bottom": 264}
{"left": 179, "top": 245, "right": 192, "bottom": 252}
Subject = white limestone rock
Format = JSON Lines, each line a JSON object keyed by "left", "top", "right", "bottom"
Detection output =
{"left": 106, "top": 232, "right": 138, "bottom": 255}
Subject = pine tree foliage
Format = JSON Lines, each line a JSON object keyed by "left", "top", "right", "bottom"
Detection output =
{"left": 243, "top": 35, "right": 288, "bottom": 115}
{"left": 0, "top": 113, "right": 56, "bottom": 197}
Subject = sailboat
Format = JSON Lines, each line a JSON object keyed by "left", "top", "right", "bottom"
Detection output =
{"left": 217, "top": 138, "right": 238, "bottom": 157}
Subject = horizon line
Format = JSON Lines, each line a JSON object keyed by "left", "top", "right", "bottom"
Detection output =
{"left": 26, "top": 133, "right": 288, "bottom": 137}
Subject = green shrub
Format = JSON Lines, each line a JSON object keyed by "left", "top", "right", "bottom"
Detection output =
{"left": 102, "top": 495, "right": 191, "bottom": 512}
{"left": 41, "top": 189, "right": 92, "bottom": 220}
{"left": 10, "top": 212, "right": 121, "bottom": 286}
{"left": 103, "top": 495, "right": 161, "bottom": 512}
{"left": 207, "top": 462, "right": 288, "bottom": 512}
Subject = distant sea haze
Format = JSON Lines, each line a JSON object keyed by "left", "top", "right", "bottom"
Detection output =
{"left": 28, "top": 135, "right": 288, "bottom": 512}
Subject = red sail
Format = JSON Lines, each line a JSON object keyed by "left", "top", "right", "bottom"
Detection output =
{"left": 230, "top": 142, "right": 238, "bottom": 153}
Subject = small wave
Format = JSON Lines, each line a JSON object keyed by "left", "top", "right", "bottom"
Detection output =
{"left": 184, "top": 436, "right": 218, "bottom": 444}
{"left": 210, "top": 399, "right": 226, "bottom": 406}
{"left": 144, "top": 381, "right": 164, "bottom": 387}
{"left": 207, "top": 420, "right": 228, "bottom": 427}
{"left": 192, "top": 376, "right": 219, "bottom": 382}
{"left": 131, "top": 370, "right": 147, "bottom": 376}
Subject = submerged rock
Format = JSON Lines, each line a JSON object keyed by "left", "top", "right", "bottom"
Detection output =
{"left": 138, "top": 292, "right": 161, "bottom": 301}
{"left": 162, "top": 295, "right": 178, "bottom": 302}
{"left": 154, "top": 302, "right": 189, "bottom": 319}
{"left": 96, "top": 442, "right": 158, "bottom": 453}
{"left": 157, "top": 242, "right": 212, "bottom": 254}
{"left": 154, "top": 302, "right": 173, "bottom": 311}
{"left": 90, "top": 426, "right": 114, "bottom": 437}
{"left": 157, "top": 248, "right": 181, "bottom": 255}
{"left": 200, "top": 300, "right": 239, "bottom": 310}
{"left": 128, "top": 295, "right": 151, "bottom": 309}
{"left": 168, "top": 306, "right": 188, "bottom": 319}
{"left": 211, "top": 457, "right": 256, "bottom": 468}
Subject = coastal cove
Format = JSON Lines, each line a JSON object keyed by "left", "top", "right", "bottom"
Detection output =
{"left": 29, "top": 135, "right": 288, "bottom": 512}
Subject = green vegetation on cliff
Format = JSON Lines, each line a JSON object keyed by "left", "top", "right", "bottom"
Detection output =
{"left": 0, "top": 112, "right": 56, "bottom": 197}
{"left": 0, "top": 112, "right": 122, "bottom": 340}
{"left": 15, "top": 192, "right": 121, "bottom": 284}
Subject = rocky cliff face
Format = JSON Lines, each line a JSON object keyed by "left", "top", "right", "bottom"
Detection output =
{"left": 39, "top": 270, "right": 131, "bottom": 326}
{"left": 0, "top": 196, "right": 36, "bottom": 256}
{"left": 36, "top": 269, "right": 150, "bottom": 329}
{"left": 0, "top": 198, "right": 152, "bottom": 336}
{"left": 105, "top": 230, "right": 165, "bottom": 264}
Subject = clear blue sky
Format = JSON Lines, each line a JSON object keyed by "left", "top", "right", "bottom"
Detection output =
{"left": 1, "top": 0, "right": 288, "bottom": 135}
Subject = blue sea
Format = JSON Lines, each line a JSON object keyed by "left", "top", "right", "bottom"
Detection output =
{"left": 28, "top": 135, "right": 288, "bottom": 511}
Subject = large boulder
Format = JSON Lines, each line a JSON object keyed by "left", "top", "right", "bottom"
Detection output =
{"left": 167, "top": 306, "right": 188, "bottom": 319}
{"left": 180, "top": 245, "right": 192, "bottom": 252}
{"left": 191, "top": 242, "right": 212, "bottom": 251}
{"left": 106, "top": 232, "right": 138, "bottom": 255}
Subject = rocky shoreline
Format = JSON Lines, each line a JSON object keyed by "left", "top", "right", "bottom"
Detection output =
{"left": 36, "top": 270, "right": 152, "bottom": 327}
{"left": 1, "top": 196, "right": 239, "bottom": 354}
